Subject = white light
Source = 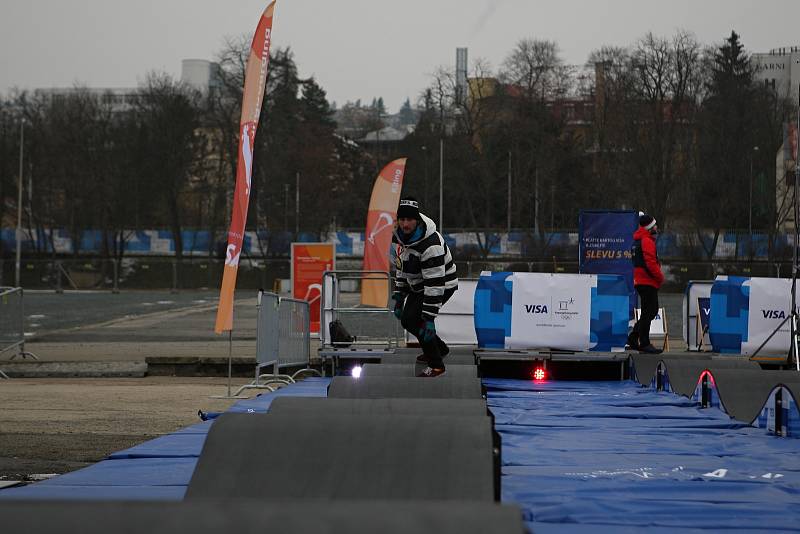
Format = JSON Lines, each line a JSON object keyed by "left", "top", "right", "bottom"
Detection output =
{"left": 351, "top": 366, "right": 362, "bottom": 378}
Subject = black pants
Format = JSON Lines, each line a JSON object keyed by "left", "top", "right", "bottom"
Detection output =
{"left": 630, "top": 284, "right": 659, "bottom": 347}
{"left": 400, "top": 288, "right": 456, "bottom": 369}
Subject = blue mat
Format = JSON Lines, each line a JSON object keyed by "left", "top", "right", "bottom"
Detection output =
{"left": 487, "top": 379, "right": 800, "bottom": 532}
{"left": 226, "top": 379, "right": 330, "bottom": 413}
{"left": 109, "top": 433, "right": 207, "bottom": 459}
{"left": 173, "top": 420, "right": 214, "bottom": 434}
{"left": 35, "top": 458, "right": 196, "bottom": 487}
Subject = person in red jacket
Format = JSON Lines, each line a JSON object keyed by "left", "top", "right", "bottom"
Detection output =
{"left": 627, "top": 213, "right": 665, "bottom": 354}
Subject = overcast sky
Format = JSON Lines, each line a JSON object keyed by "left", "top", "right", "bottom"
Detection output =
{"left": 1, "top": 0, "right": 798, "bottom": 112}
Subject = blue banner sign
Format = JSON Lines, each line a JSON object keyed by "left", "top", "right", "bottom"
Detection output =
{"left": 579, "top": 210, "right": 638, "bottom": 316}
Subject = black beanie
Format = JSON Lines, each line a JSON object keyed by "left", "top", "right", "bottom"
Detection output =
{"left": 397, "top": 198, "right": 420, "bottom": 220}
{"left": 639, "top": 214, "right": 656, "bottom": 230}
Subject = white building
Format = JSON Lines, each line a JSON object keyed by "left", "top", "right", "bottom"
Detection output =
{"left": 752, "top": 46, "right": 800, "bottom": 104}
{"left": 32, "top": 59, "right": 221, "bottom": 112}
{"left": 751, "top": 47, "right": 800, "bottom": 231}
{"left": 180, "top": 59, "right": 222, "bottom": 95}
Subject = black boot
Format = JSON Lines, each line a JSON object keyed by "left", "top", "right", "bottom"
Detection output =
{"left": 638, "top": 344, "right": 662, "bottom": 354}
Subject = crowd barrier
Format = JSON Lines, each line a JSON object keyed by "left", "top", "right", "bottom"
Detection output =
{"left": 0, "top": 287, "right": 36, "bottom": 376}
{"left": 234, "top": 291, "right": 318, "bottom": 396}
{"left": 3, "top": 256, "right": 795, "bottom": 292}
{"left": 318, "top": 271, "right": 399, "bottom": 374}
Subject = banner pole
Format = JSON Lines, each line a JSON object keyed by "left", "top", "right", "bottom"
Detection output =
{"left": 211, "top": 328, "right": 246, "bottom": 399}
{"left": 227, "top": 330, "right": 233, "bottom": 397}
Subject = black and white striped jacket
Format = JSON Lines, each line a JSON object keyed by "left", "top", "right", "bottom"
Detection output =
{"left": 392, "top": 213, "right": 458, "bottom": 320}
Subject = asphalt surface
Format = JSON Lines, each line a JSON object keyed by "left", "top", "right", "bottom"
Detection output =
{"left": 22, "top": 290, "right": 223, "bottom": 341}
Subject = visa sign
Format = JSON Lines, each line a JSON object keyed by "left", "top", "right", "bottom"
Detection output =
{"left": 524, "top": 304, "right": 548, "bottom": 314}
{"left": 762, "top": 309, "right": 787, "bottom": 319}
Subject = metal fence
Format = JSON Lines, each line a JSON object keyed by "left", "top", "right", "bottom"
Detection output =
{"left": 0, "top": 258, "right": 290, "bottom": 292}
{"left": 234, "top": 290, "right": 316, "bottom": 396}
{"left": 320, "top": 270, "right": 399, "bottom": 349}
{"left": 0, "top": 287, "right": 37, "bottom": 376}
{"left": 1, "top": 256, "right": 794, "bottom": 293}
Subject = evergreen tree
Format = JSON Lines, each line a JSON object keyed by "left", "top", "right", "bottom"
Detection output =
{"left": 398, "top": 97, "right": 416, "bottom": 125}
{"left": 300, "top": 78, "right": 335, "bottom": 127}
{"left": 695, "top": 31, "right": 757, "bottom": 237}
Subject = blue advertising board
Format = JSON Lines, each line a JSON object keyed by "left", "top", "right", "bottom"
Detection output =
{"left": 579, "top": 210, "right": 638, "bottom": 316}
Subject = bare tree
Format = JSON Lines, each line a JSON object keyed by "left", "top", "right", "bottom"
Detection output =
{"left": 132, "top": 73, "right": 203, "bottom": 262}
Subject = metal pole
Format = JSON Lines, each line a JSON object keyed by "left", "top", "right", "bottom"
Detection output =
{"left": 171, "top": 260, "right": 178, "bottom": 294}
{"left": 749, "top": 150, "right": 753, "bottom": 242}
{"left": 227, "top": 330, "right": 233, "bottom": 397}
{"left": 794, "top": 94, "right": 800, "bottom": 371}
{"left": 283, "top": 183, "right": 289, "bottom": 232}
{"left": 534, "top": 165, "right": 539, "bottom": 235}
{"left": 295, "top": 171, "right": 300, "bottom": 236}
{"left": 439, "top": 138, "right": 444, "bottom": 233}
{"left": 422, "top": 146, "right": 429, "bottom": 207}
{"left": 112, "top": 259, "right": 119, "bottom": 294}
{"left": 507, "top": 151, "right": 512, "bottom": 233}
{"left": 15, "top": 119, "right": 24, "bottom": 288}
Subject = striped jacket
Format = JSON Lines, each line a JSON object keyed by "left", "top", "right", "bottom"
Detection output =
{"left": 392, "top": 213, "right": 458, "bottom": 320}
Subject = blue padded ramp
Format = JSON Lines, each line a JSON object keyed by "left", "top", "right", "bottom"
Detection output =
{"left": 487, "top": 379, "right": 800, "bottom": 532}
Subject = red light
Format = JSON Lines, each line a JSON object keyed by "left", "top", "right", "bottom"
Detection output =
{"left": 532, "top": 368, "right": 546, "bottom": 381}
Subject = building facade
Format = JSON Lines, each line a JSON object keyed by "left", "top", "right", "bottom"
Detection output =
{"left": 752, "top": 46, "right": 800, "bottom": 103}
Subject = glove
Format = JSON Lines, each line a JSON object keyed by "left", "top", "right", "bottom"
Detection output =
{"left": 391, "top": 292, "right": 405, "bottom": 319}
{"left": 419, "top": 320, "right": 436, "bottom": 343}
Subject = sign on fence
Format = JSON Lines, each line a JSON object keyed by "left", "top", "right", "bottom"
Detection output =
{"left": 709, "top": 275, "right": 791, "bottom": 356}
{"left": 578, "top": 210, "right": 638, "bottom": 316}
{"left": 474, "top": 272, "right": 630, "bottom": 352}
{"left": 291, "top": 243, "right": 335, "bottom": 334}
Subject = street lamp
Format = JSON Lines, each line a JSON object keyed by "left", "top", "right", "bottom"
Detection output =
{"left": 15, "top": 118, "right": 26, "bottom": 288}
{"left": 749, "top": 146, "right": 759, "bottom": 247}
{"left": 421, "top": 145, "right": 428, "bottom": 208}
{"left": 439, "top": 138, "right": 444, "bottom": 233}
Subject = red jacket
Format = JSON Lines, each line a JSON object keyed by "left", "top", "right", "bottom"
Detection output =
{"left": 632, "top": 226, "right": 664, "bottom": 288}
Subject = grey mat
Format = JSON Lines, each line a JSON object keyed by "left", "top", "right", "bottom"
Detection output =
{"left": 661, "top": 358, "right": 761, "bottom": 397}
{"left": 0, "top": 501, "right": 525, "bottom": 534}
{"left": 709, "top": 369, "right": 800, "bottom": 423}
{"left": 328, "top": 376, "right": 484, "bottom": 399}
{"left": 362, "top": 363, "right": 478, "bottom": 378}
{"left": 185, "top": 413, "right": 496, "bottom": 501}
{"left": 268, "top": 397, "right": 489, "bottom": 417}
{"left": 386, "top": 353, "right": 477, "bottom": 365}
{"left": 631, "top": 353, "right": 711, "bottom": 386}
